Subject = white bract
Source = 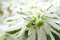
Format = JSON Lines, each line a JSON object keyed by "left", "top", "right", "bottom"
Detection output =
{"left": 0, "top": 0, "right": 60, "bottom": 40}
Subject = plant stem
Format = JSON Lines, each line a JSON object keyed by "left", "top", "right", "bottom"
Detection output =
{"left": 35, "top": 27, "right": 38, "bottom": 40}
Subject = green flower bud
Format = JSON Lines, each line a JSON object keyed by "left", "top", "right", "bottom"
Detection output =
{"left": 26, "top": 17, "right": 36, "bottom": 27}
{"left": 36, "top": 19, "right": 44, "bottom": 27}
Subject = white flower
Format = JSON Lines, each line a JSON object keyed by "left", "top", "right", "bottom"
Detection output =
{"left": 0, "top": 0, "right": 60, "bottom": 40}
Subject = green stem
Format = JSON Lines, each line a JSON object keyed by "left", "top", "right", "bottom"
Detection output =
{"left": 35, "top": 27, "right": 38, "bottom": 40}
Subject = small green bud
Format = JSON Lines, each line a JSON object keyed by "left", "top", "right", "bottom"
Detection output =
{"left": 26, "top": 22, "right": 31, "bottom": 27}
{"left": 26, "top": 17, "right": 36, "bottom": 27}
{"left": 36, "top": 19, "right": 44, "bottom": 27}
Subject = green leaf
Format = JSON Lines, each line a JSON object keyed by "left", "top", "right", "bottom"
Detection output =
{"left": 18, "top": 12, "right": 26, "bottom": 15}
{"left": 51, "top": 32, "right": 60, "bottom": 40}
{"left": 23, "top": 30, "right": 28, "bottom": 40}
{"left": 6, "top": 28, "right": 21, "bottom": 34}
{"left": 50, "top": 24, "right": 60, "bottom": 34}
{"left": 20, "top": 30, "right": 28, "bottom": 40}
{"left": 46, "top": 22, "right": 60, "bottom": 34}
{"left": 46, "top": 34, "right": 51, "bottom": 40}
{"left": 6, "top": 20, "right": 14, "bottom": 22}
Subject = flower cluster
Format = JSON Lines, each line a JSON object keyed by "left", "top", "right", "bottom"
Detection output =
{"left": 0, "top": 0, "right": 60, "bottom": 40}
